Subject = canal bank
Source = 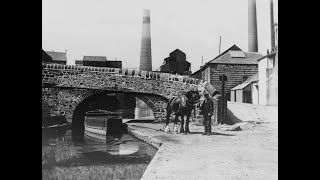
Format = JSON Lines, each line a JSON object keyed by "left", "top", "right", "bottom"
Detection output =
{"left": 125, "top": 120, "right": 278, "bottom": 180}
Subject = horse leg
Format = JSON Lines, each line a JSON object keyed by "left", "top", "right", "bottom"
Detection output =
{"left": 185, "top": 114, "right": 191, "bottom": 134}
{"left": 173, "top": 115, "right": 179, "bottom": 133}
{"left": 165, "top": 106, "right": 171, "bottom": 133}
{"left": 180, "top": 115, "right": 185, "bottom": 134}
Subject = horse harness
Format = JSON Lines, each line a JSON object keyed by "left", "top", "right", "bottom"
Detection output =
{"left": 168, "top": 95, "right": 197, "bottom": 114}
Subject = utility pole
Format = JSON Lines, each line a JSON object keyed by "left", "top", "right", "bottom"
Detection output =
{"left": 219, "top": 36, "right": 222, "bottom": 55}
{"left": 201, "top": 56, "right": 203, "bottom": 66}
{"left": 219, "top": 74, "right": 227, "bottom": 124}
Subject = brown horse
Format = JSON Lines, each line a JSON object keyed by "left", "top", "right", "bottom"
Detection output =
{"left": 164, "top": 90, "right": 200, "bottom": 134}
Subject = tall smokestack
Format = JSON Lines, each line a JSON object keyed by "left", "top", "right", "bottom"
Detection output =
{"left": 270, "top": 0, "right": 275, "bottom": 51}
{"left": 248, "top": 0, "right": 258, "bottom": 52}
{"left": 139, "top": 9, "right": 152, "bottom": 71}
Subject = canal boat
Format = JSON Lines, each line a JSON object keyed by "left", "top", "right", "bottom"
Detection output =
{"left": 84, "top": 110, "right": 122, "bottom": 138}
{"left": 85, "top": 109, "right": 119, "bottom": 117}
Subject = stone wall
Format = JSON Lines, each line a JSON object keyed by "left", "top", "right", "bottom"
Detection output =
{"left": 42, "top": 88, "right": 96, "bottom": 122}
{"left": 42, "top": 63, "right": 219, "bottom": 125}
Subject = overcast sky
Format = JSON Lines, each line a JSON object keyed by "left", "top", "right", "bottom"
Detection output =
{"left": 42, "top": 0, "right": 278, "bottom": 72}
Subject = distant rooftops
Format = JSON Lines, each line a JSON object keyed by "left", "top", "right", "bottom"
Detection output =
{"left": 45, "top": 51, "right": 67, "bottom": 61}
{"left": 83, "top": 56, "right": 107, "bottom": 61}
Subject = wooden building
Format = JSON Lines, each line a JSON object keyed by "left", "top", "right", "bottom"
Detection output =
{"left": 191, "top": 44, "right": 263, "bottom": 100}
{"left": 230, "top": 73, "right": 259, "bottom": 104}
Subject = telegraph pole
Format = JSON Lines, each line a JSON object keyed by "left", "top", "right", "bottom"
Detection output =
{"left": 219, "top": 74, "right": 227, "bottom": 124}
{"left": 201, "top": 56, "right": 203, "bottom": 66}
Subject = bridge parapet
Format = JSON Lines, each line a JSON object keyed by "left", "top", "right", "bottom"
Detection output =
{"left": 42, "top": 63, "right": 218, "bottom": 99}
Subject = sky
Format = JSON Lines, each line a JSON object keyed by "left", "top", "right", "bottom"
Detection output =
{"left": 42, "top": 0, "right": 278, "bottom": 72}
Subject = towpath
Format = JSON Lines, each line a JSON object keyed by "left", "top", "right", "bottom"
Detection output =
{"left": 126, "top": 120, "right": 278, "bottom": 180}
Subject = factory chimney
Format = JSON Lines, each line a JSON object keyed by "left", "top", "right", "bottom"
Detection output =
{"left": 139, "top": 9, "right": 152, "bottom": 71}
{"left": 248, "top": 0, "right": 258, "bottom": 52}
{"left": 270, "top": 0, "right": 276, "bottom": 52}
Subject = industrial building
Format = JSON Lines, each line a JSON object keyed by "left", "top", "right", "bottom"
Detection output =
{"left": 160, "top": 49, "right": 191, "bottom": 76}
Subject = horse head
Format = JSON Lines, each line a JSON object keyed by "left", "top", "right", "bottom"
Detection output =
{"left": 185, "top": 90, "right": 201, "bottom": 107}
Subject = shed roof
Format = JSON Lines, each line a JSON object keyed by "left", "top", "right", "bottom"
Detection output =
{"left": 230, "top": 73, "right": 259, "bottom": 91}
{"left": 46, "top": 51, "right": 67, "bottom": 61}
{"left": 83, "top": 56, "right": 107, "bottom": 61}
{"left": 231, "top": 81, "right": 251, "bottom": 90}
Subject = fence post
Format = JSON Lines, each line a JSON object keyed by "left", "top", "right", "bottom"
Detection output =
{"left": 214, "top": 94, "right": 222, "bottom": 125}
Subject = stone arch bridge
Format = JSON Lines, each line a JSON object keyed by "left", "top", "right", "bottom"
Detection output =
{"left": 42, "top": 63, "right": 218, "bottom": 128}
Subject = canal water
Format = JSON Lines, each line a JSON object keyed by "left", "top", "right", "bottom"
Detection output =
{"left": 42, "top": 100, "right": 156, "bottom": 180}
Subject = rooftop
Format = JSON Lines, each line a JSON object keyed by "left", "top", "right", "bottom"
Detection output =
{"left": 231, "top": 73, "right": 259, "bottom": 91}
{"left": 192, "top": 44, "right": 264, "bottom": 75}
{"left": 83, "top": 56, "right": 107, "bottom": 61}
{"left": 45, "top": 51, "right": 67, "bottom": 61}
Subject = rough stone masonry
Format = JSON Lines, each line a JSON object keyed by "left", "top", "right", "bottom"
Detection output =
{"left": 42, "top": 63, "right": 219, "bottom": 123}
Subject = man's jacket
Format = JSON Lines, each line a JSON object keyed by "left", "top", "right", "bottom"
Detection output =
{"left": 200, "top": 98, "right": 214, "bottom": 116}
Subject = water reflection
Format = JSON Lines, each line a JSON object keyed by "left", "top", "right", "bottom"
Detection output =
{"left": 42, "top": 128, "right": 157, "bottom": 179}
{"left": 42, "top": 99, "right": 157, "bottom": 179}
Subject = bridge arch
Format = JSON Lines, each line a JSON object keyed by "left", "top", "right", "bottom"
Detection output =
{"left": 69, "top": 90, "right": 168, "bottom": 141}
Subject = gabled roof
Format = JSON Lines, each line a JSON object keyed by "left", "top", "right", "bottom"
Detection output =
{"left": 191, "top": 44, "right": 264, "bottom": 76}
{"left": 231, "top": 73, "right": 259, "bottom": 91}
{"left": 46, "top": 51, "right": 67, "bottom": 61}
{"left": 83, "top": 56, "right": 107, "bottom": 61}
{"left": 170, "top": 49, "right": 185, "bottom": 55}
{"left": 209, "top": 51, "right": 263, "bottom": 64}
{"left": 208, "top": 44, "right": 262, "bottom": 64}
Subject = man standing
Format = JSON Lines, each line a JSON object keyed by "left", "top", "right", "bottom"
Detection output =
{"left": 200, "top": 91, "right": 213, "bottom": 136}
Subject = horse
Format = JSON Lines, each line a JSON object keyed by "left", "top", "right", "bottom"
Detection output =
{"left": 164, "top": 90, "right": 201, "bottom": 134}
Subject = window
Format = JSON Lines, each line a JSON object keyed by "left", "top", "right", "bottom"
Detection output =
{"left": 230, "top": 50, "right": 246, "bottom": 58}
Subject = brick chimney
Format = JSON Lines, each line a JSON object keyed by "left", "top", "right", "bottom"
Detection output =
{"left": 248, "top": 0, "right": 258, "bottom": 52}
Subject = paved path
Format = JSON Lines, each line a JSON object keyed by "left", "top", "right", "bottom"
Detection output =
{"left": 126, "top": 121, "right": 278, "bottom": 180}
